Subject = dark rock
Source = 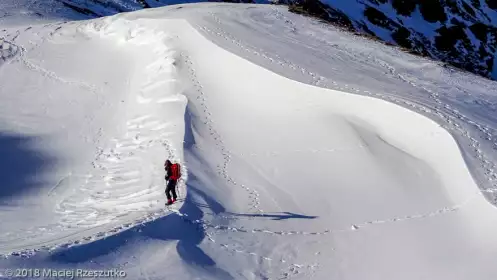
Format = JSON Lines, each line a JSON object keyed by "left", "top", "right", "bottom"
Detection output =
{"left": 392, "top": 0, "right": 418, "bottom": 16}
{"left": 486, "top": 0, "right": 497, "bottom": 10}
{"left": 364, "top": 6, "right": 397, "bottom": 29}
{"left": 419, "top": 0, "right": 447, "bottom": 23}
{"left": 392, "top": 27, "right": 412, "bottom": 48}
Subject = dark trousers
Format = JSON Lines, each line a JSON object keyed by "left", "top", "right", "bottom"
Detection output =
{"left": 165, "top": 179, "right": 177, "bottom": 200}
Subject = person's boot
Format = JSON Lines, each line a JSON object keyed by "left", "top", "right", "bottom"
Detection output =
{"left": 172, "top": 198, "right": 176, "bottom": 203}
{"left": 166, "top": 199, "right": 173, "bottom": 205}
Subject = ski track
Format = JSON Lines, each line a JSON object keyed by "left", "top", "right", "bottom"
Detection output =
{"left": 1, "top": 23, "right": 101, "bottom": 94}
{"left": 19, "top": 46, "right": 101, "bottom": 95}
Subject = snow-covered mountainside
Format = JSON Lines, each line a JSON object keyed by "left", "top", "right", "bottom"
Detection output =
{"left": 58, "top": 0, "right": 267, "bottom": 17}
{"left": 11, "top": 0, "right": 497, "bottom": 80}
{"left": 288, "top": 0, "right": 497, "bottom": 80}
{"left": 1, "top": 2, "right": 497, "bottom": 280}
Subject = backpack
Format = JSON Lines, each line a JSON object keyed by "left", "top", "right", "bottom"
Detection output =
{"left": 170, "top": 163, "right": 181, "bottom": 180}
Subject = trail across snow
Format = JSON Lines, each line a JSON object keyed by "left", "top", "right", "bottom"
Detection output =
{"left": 1, "top": 3, "right": 497, "bottom": 280}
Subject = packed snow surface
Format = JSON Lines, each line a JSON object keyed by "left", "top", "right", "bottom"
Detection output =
{"left": 1, "top": 3, "right": 497, "bottom": 280}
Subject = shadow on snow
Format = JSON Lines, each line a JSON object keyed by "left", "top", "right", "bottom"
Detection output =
{"left": 49, "top": 176, "right": 232, "bottom": 278}
{"left": 45, "top": 101, "right": 317, "bottom": 278}
{"left": 226, "top": 212, "right": 317, "bottom": 221}
{"left": 49, "top": 102, "right": 233, "bottom": 279}
{"left": 0, "top": 132, "right": 55, "bottom": 202}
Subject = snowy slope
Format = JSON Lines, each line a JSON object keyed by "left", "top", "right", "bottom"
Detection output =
{"left": 45, "top": 0, "right": 497, "bottom": 81}
{"left": 14, "top": 0, "right": 497, "bottom": 81}
{"left": 0, "top": 0, "right": 90, "bottom": 25}
{"left": 58, "top": 0, "right": 270, "bottom": 17}
{"left": 1, "top": 2, "right": 497, "bottom": 280}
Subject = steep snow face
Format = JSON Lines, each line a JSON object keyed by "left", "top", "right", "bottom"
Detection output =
{"left": 1, "top": 3, "right": 497, "bottom": 280}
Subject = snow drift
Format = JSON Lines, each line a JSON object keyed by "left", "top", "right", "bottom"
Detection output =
{"left": 1, "top": 3, "right": 497, "bottom": 280}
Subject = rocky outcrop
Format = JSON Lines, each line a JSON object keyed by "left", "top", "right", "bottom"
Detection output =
{"left": 289, "top": 0, "right": 497, "bottom": 80}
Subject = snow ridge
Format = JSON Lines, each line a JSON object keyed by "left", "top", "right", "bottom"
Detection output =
{"left": 0, "top": 16, "right": 190, "bottom": 255}
{"left": 1, "top": 4, "right": 497, "bottom": 280}
{"left": 180, "top": 53, "right": 265, "bottom": 214}
{"left": 54, "top": 17, "right": 187, "bottom": 227}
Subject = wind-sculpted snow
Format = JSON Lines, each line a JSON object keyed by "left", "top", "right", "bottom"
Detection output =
{"left": 0, "top": 15, "right": 187, "bottom": 253}
{"left": 177, "top": 4, "right": 497, "bottom": 202}
{"left": 1, "top": 3, "right": 497, "bottom": 280}
{"left": 53, "top": 18, "right": 188, "bottom": 228}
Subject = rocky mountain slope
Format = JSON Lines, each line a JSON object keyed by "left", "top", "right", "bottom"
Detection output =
{"left": 8, "top": 0, "right": 497, "bottom": 80}
{"left": 288, "top": 0, "right": 497, "bottom": 80}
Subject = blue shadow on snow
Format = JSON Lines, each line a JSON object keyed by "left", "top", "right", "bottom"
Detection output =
{"left": 50, "top": 101, "right": 233, "bottom": 279}
{"left": 49, "top": 173, "right": 231, "bottom": 279}
{"left": 226, "top": 211, "right": 317, "bottom": 221}
{"left": 0, "top": 132, "right": 55, "bottom": 201}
